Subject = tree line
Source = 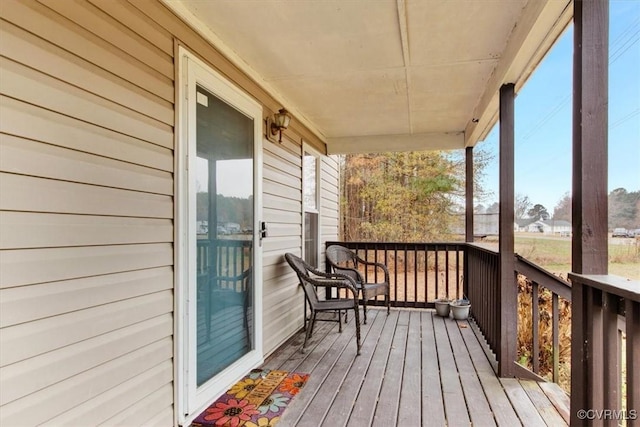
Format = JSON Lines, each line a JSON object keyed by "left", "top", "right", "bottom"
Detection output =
{"left": 339, "top": 150, "right": 639, "bottom": 241}
{"left": 340, "top": 150, "right": 491, "bottom": 242}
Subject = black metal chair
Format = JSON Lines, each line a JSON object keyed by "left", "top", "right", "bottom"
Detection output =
{"left": 325, "top": 244, "right": 390, "bottom": 324}
{"left": 284, "top": 253, "right": 361, "bottom": 355}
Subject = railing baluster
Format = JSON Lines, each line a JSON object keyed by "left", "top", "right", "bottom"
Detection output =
{"left": 532, "top": 281, "right": 540, "bottom": 374}
{"left": 552, "top": 292, "right": 559, "bottom": 383}
{"left": 445, "top": 249, "right": 450, "bottom": 300}
{"left": 413, "top": 246, "right": 420, "bottom": 306}
{"left": 425, "top": 245, "right": 430, "bottom": 303}
{"left": 627, "top": 299, "right": 640, "bottom": 427}
{"left": 456, "top": 247, "right": 461, "bottom": 298}
{"left": 403, "top": 245, "right": 408, "bottom": 307}
{"left": 603, "top": 292, "right": 620, "bottom": 423}
{"left": 435, "top": 245, "right": 440, "bottom": 300}
{"left": 588, "top": 287, "right": 605, "bottom": 419}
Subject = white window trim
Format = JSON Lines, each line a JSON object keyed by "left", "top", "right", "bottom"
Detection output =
{"left": 302, "top": 143, "right": 322, "bottom": 267}
{"left": 176, "top": 47, "right": 264, "bottom": 426}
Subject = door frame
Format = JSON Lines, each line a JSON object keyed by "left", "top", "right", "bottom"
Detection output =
{"left": 176, "top": 47, "right": 264, "bottom": 425}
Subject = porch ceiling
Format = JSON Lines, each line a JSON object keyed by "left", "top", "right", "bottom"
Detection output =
{"left": 164, "top": 0, "right": 571, "bottom": 153}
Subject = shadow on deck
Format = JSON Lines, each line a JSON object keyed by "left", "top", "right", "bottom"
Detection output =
{"left": 262, "top": 308, "right": 569, "bottom": 427}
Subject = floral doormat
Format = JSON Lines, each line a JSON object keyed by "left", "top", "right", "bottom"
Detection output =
{"left": 191, "top": 369, "right": 310, "bottom": 427}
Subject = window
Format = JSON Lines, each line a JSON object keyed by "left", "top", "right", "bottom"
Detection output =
{"left": 303, "top": 148, "right": 320, "bottom": 267}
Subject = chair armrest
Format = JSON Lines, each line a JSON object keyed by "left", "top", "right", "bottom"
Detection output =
{"left": 307, "top": 276, "right": 359, "bottom": 298}
{"left": 331, "top": 265, "right": 365, "bottom": 284}
{"left": 354, "top": 255, "right": 390, "bottom": 283}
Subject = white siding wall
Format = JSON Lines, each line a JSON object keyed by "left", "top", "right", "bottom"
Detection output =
{"left": 261, "top": 137, "right": 305, "bottom": 354}
{"left": 0, "top": 0, "right": 176, "bottom": 425}
{"left": 320, "top": 155, "right": 341, "bottom": 269}
{"left": 0, "top": 0, "right": 338, "bottom": 424}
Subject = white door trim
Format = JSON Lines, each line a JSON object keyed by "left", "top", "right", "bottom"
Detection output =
{"left": 176, "top": 47, "right": 264, "bottom": 426}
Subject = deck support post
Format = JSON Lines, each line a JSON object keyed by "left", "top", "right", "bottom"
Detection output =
{"left": 570, "top": 0, "right": 609, "bottom": 424}
{"left": 465, "top": 146, "right": 474, "bottom": 243}
{"left": 498, "top": 83, "right": 516, "bottom": 378}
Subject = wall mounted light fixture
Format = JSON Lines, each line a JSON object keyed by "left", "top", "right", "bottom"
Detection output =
{"left": 267, "top": 108, "right": 291, "bottom": 143}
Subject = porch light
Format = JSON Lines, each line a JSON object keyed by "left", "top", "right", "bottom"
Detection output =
{"left": 269, "top": 108, "right": 291, "bottom": 143}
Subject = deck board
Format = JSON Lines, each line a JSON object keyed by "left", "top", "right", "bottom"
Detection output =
{"left": 434, "top": 315, "right": 471, "bottom": 426}
{"left": 446, "top": 318, "right": 497, "bottom": 426}
{"left": 459, "top": 321, "right": 522, "bottom": 426}
{"left": 260, "top": 308, "right": 569, "bottom": 427}
{"left": 371, "top": 312, "right": 408, "bottom": 426}
{"left": 421, "top": 310, "right": 447, "bottom": 426}
{"left": 396, "top": 311, "right": 422, "bottom": 426}
{"left": 344, "top": 310, "right": 399, "bottom": 427}
{"left": 296, "top": 311, "right": 385, "bottom": 427}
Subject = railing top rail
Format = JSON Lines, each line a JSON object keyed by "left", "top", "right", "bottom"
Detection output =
{"left": 325, "top": 241, "right": 466, "bottom": 249}
{"left": 515, "top": 254, "right": 572, "bottom": 300}
{"left": 197, "top": 239, "right": 252, "bottom": 247}
{"left": 569, "top": 273, "right": 640, "bottom": 302}
{"left": 465, "top": 242, "right": 499, "bottom": 256}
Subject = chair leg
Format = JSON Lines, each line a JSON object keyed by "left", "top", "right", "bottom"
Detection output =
{"left": 362, "top": 292, "right": 368, "bottom": 324}
{"left": 302, "top": 311, "right": 316, "bottom": 353}
{"left": 353, "top": 304, "right": 361, "bottom": 355}
{"left": 338, "top": 309, "right": 342, "bottom": 332}
{"left": 387, "top": 289, "right": 390, "bottom": 315}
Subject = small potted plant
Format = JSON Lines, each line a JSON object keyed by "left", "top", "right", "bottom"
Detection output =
{"left": 450, "top": 298, "right": 471, "bottom": 320}
{"left": 434, "top": 298, "right": 451, "bottom": 317}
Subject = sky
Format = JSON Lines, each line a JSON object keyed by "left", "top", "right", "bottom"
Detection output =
{"left": 479, "top": 0, "right": 640, "bottom": 213}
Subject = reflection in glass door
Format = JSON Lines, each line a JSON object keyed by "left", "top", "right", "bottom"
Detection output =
{"left": 195, "top": 85, "right": 254, "bottom": 385}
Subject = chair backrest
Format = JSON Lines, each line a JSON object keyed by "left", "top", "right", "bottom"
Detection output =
{"left": 326, "top": 245, "right": 357, "bottom": 265}
{"left": 326, "top": 245, "right": 362, "bottom": 283}
{"left": 284, "top": 253, "right": 320, "bottom": 306}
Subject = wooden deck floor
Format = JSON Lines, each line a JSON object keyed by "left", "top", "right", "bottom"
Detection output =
{"left": 262, "top": 308, "right": 569, "bottom": 427}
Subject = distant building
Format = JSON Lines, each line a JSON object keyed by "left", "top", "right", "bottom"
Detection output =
{"left": 539, "top": 219, "right": 572, "bottom": 235}
{"left": 514, "top": 218, "right": 571, "bottom": 235}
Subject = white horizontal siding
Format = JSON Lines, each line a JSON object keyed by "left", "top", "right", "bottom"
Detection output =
{"left": 1, "top": 0, "right": 173, "bottom": 102}
{"left": 0, "top": 244, "right": 173, "bottom": 289}
{"left": 0, "top": 0, "right": 176, "bottom": 425}
{"left": 0, "top": 96, "right": 173, "bottom": 171}
{"left": 1, "top": 267, "right": 173, "bottom": 326}
{"left": 261, "top": 140, "right": 306, "bottom": 355}
{"left": 0, "top": 338, "right": 173, "bottom": 426}
{"left": 1, "top": 1, "right": 338, "bottom": 425}
{"left": 0, "top": 136, "right": 173, "bottom": 195}
{"left": 320, "top": 156, "right": 341, "bottom": 270}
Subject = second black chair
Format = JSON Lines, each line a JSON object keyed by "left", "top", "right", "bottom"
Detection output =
{"left": 325, "top": 244, "right": 390, "bottom": 324}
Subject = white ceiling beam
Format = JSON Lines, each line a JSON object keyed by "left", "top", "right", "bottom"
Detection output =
{"left": 326, "top": 132, "right": 464, "bottom": 154}
{"left": 396, "top": 0, "right": 413, "bottom": 132}
{"left": 464, "top": 0, "right": 572, "bottom": 147}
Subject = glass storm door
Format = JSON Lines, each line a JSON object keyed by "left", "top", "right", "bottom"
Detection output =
{"left": 195, "top": 83, "right": 254, "bottom": 384}
{"left": 180, "top": 51, "right": 263, "bottom": 421}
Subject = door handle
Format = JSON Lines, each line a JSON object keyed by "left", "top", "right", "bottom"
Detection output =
{"left": 259, "top": 221, "right": 268, "bottom": 241}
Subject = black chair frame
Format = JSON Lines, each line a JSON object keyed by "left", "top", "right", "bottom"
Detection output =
{"left": 285, "top": 253, "right": 361, "bottom": 355}
{"left": 325, "top": 244, "right": 390, "bottom": 324}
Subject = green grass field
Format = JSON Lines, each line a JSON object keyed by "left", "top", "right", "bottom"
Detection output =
{"left": 515, "top": 235, "right": 640, "bottom": 280}
{"left": 483, "top": 234, "right": 640, "bottom": 280}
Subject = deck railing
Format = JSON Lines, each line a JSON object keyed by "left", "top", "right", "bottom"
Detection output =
{"left": 514, "top": 255, "right": 572, "bottom": 383}
{"left": 325, "top": 241, "right": 465, "bottom": 308}
{"left": 325, "top": 240, "right": 640, "bottom": 412}
{"left": 568, "top": 273, "right": 640, "bottom": 425}
{"left": 465, "top": 244, "right": 500, "bottom": 363}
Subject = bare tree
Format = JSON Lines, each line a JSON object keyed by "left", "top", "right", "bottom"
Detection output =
{"left": 553, "top": 192, "right": 571, "bottom": 221}
{"left": 515, "top": 193, "right": 531, "bottom": 219}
